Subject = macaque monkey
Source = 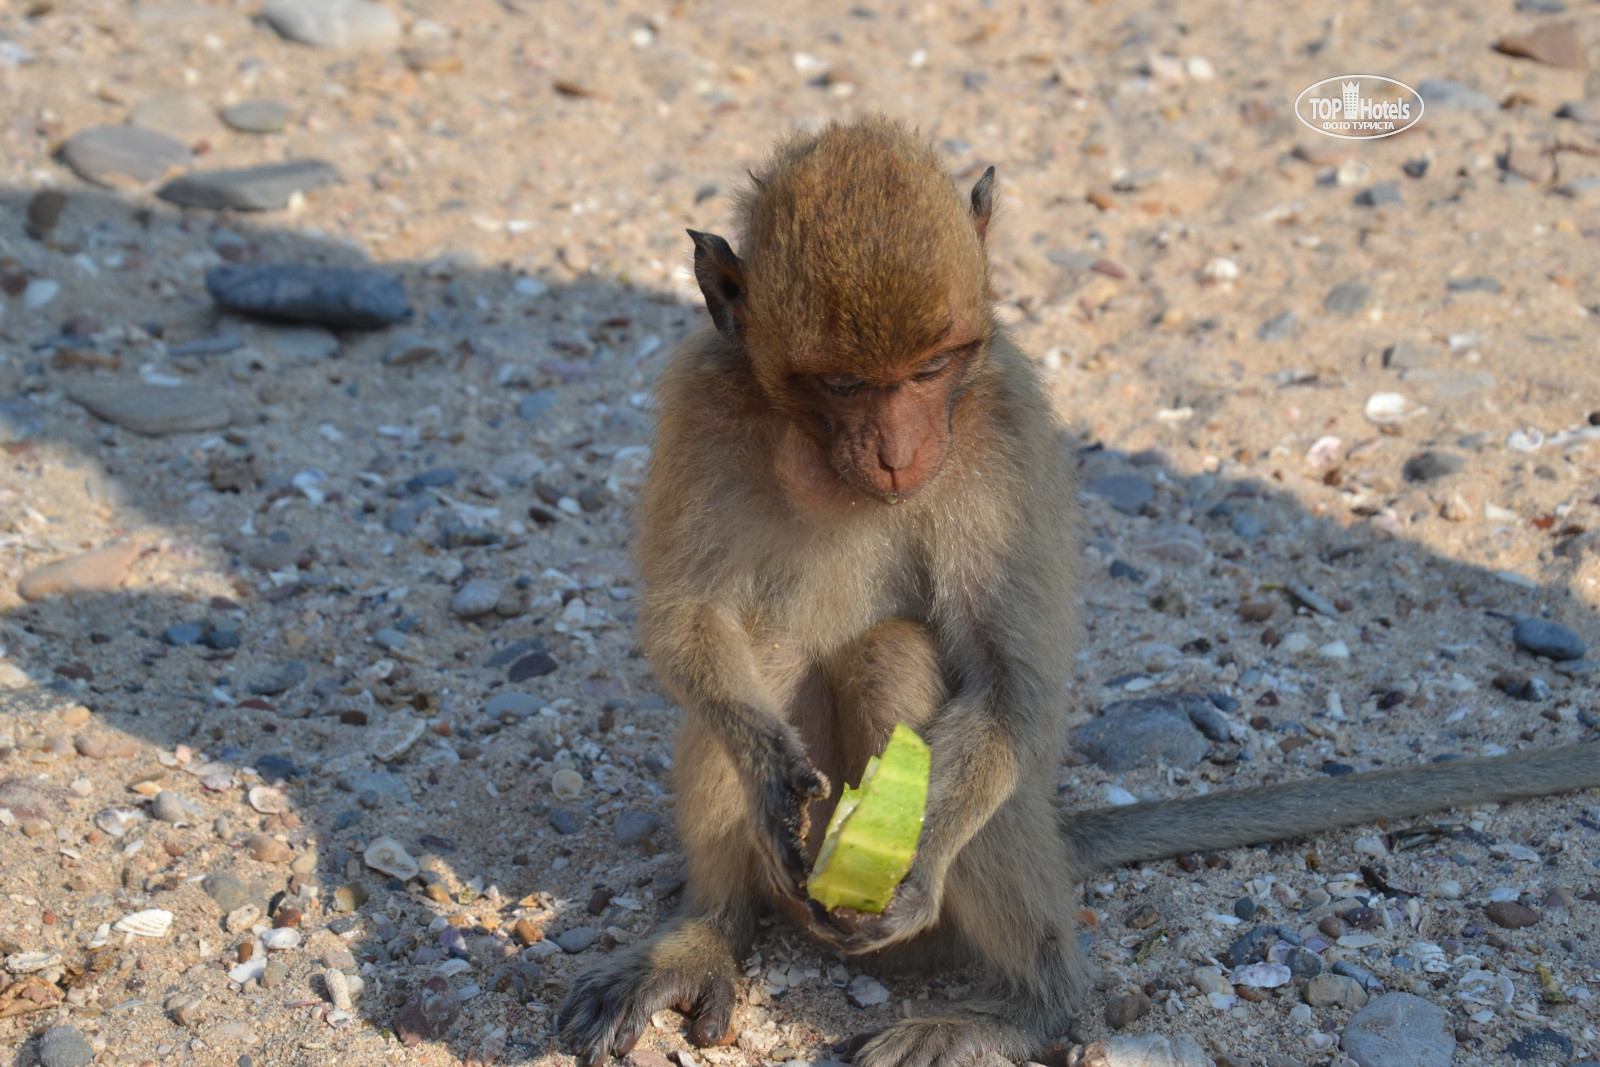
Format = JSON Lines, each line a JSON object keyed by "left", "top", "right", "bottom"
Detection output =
{"left": 559, "top": 117, "right": 1600, "bottom": 1067}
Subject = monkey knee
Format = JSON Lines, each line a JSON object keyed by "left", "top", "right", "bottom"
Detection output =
{"left": 850, "top": 619, "right": 945, "bottom": 729}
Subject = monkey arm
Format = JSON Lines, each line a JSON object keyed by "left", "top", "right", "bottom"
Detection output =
{"left": 1060, "top": 741, "right": 1600, "bottom": 877}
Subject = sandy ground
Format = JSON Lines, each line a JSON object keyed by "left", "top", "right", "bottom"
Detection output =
{"left": 1, "top": 1, "right": 1599, "bottom": 1065}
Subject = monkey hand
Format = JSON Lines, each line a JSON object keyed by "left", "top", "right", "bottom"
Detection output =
{"left": 809, "top": 868, "right": 940, "bottom": 954}
{"left": 749, "top": 727, "right": 830, "bottom": 900}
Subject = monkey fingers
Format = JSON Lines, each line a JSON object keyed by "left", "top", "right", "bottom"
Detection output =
{"left": 749, "top": 735, "right": 830, "bottom": 899}
{"left": 814, "top": 875, "right": 938, "bottom": 954}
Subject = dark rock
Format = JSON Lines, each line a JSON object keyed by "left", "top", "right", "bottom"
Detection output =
{"left": 508, "top": 651, "right": 559, "bottom": 682}
{"left": 207, "top": 264, "right": 411, "bottom": 329}
{"left": 1485, "top": 900, "right": 1541, "bottom": 929}
{"left": 485, "top": 638, "right": 548, "bottom": 669}
{"left": 1356, "top": 181, "right": 1402, "bottom": 207}
{"left": 37, "top": 1025, "right": 94, "bottom": 1067}
{"left": 393, "top": 976, "right": 460, "bottom": 1047}
{"left": 1086, "top": 474, "right": 1154, "bottom": 515}
{"left": 1512, "top": 618, "right": 1586, "bottom": 661}
{"left": 1233, "top": 897, "right": 1257, "bottom": 921}
{"left": 1285, "top": 945, "right": 1323, "bottom": 981}
{"left": 256, "top": 754, "right": 299, "bottom": 781}
{"left": 1257, "top": 311, "right": 1295, "bottom": 341}
{"left": 549, "top": 809, "right": 582, "bottom": 835}
{"left": 1072, "top": 694, "right": 1218, "bottom": 771}
{"left": 1323, "top": 281, "right": 1373, "bottom": 315}
{"left": 1108, "top": 559, "right": 1144, "bottom": 582}
{"left": 1104, "top": 991, "right": 1151, "bottom": 1030}
{"left": 1446, "top": 276, "right": 1502, "bottom": 294}
{"left": 244, "top": 660, "right": 307, "bottom": 695}
{"left": 1341, "top": 994, "right": 1453, "bottom": 1067}
{"left": 201, "top": 627, "right": 241, "bottom": 651}
{"left": 60, "top": 125, "right": 192, "bottom": 186}
{"left": 159, "top": 160, "right": 339, "bottom": 211}
{"left": 1402, "top": 452, "right": 1464, "bottom": 482}
{"left": 614, "top": 811, "right": 660, "bottom": 846}
{"left": 335, "top": 770, "right": 410, "bottom": 801}
{"left": 1505, "top": 1030, "right": 1573, "bottom": 1061}
{"left": 163, "top": 622, "right": 207, "bottom": 646}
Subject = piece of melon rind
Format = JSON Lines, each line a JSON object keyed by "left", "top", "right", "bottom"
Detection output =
{"left": 806, "top": 724, "right": 930, "bottom": 913}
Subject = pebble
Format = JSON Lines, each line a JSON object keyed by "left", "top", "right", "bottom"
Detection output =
{"left": 0, "top": 395, "right": 44, "bottom": 444}
{"left": 1401, "top": 452, "right": 1463, "bottom": 482}
{"left": 615, "top": 810, "right": 660, "bottom": 846}
{"left": 1104, "top": 991, "right": 1151, "bottom": 1030}
{"left": 159, "top": 160, "right": 339, "bottom": 211}
{"left": 1505, "top": 1030, "right": 1574, "bottom": 1061}
{"left": 1079, "top": 1035, "right": 1209, "bottom": 1067}
{"left": 22, "top": 278, "right": 59, "bottom": 309}
{"left": 1556, "top": 100, "right": 1600, "bottom": 124}
{"left": 1516, "top": 0, "right": 1566, "bottom": 10}
{"left": 382, "top": 335, "right": 441, "bottom": 366}
{"left": 1133, "top": 523, "right": 1205, "bottom": 565}
{"left": 38, "top": 1025, "right": 95, "bottom": 1067}
{"left": 1512, "top": 618, "right": 1586, "bottom": 661}
{"left": 247, "top": 834, "right": 293, "bottom": 864}
{"left": 67, "top": 382, "right": 230, "bottom": 436}
{"left": 17, "top": 541, "right": 140, "bottom": 601}
{"left": 845, "top": 973, "right": 891, "bottom": 1007}
{"left": 1257, "top": 310, "right": 1295, "bottom": 341}
{"left": 1497, "top": 23, "right": 1584, "bottom": 69}
{"left": 1086, "top": 475, "right": 1154, "bottom": 514}
{"left": 1323, "top": 281, "right": 1373, "bottom": 315}
{"left": 549, "top": 808, "right": 582, "bottom": 834}
{"left": 149, "top": 791, "right": 191, "bottom": 824}
{"left": 1231, "top": 512, "right": 1266, "bottom": 539}
{"left": 1418, "top": 77, "right": 1497, "bottom": 112}
{"left": 393, "top": 975, "right": 460, "bottom": 1045}
{"left": 260, "top": 0, "right": 402, "bottom": 47}
{"left": 518, "top": 389, "right": 560, "bottom": 421}
{"left": 128, "top": 91, "right": 219, "bottom": 142}
{"left": 1355, "top": 181, "right": 1402, "bottom": 207}
{"left": 207, "top": 264, "right": 411, "bottom": 329}
{"left": 221, "top": 100, "right": 292, "bottom": 134}
{"left": 1485, "top": 900, "right": 1542, "bottom": 929}
{"left": 1446, "top": 276, "right": 1502, "bottom": 294}
{"left": 1072, "top": 694, "right": 1217, "bottom": 771}
{"left": 59, "top": 125, "right": 192, "bottom": 186}
{"left": 243, "top": 660, "right": 306, "bottom": 695}
{"left": 485, "top": 692, "right": 540, "bottom": 719}
{"left": 451, "top": 579, "right": 503, "bottom": 618}
{"left": 1558, "top": 177, "right": 1600, "bottom": 200}
{"left": 1305, "top": 973, "right": 1368, "bottom": 1009}
{"left": 556, "top": 927, "right": 598, "bottom": 953}
{"left": 363, "top": 835, "right": 420, "bottom": 880}
{"left": 1340, "top": 993, "right": 1454, "bottom": 1067}
{"left": 509, "top": 651, "right": 560, "bottom": 681}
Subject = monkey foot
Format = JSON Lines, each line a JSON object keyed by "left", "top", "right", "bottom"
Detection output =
{"left": 850, "top": 1016, "right": 1029, "bottom": 1067}
{"left": 559, "top": 944, "right": 736, "bottom": 1064}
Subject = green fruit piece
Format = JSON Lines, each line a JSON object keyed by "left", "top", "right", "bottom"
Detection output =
{"left": 807, "top": 723, "right": 930, "bottom": 914}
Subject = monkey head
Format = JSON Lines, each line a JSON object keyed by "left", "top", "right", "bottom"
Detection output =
{"left": 686, "top": 119, "right": 998, "bottom": 507}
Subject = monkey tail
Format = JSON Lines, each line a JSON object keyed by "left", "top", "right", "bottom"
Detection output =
{"left": 1060, "top": 742, "right": 1600, "bottom": 877}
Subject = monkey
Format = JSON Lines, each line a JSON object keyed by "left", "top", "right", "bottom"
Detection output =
{"left": 558, "top": 116, "right": 1600, "bottom": 1067}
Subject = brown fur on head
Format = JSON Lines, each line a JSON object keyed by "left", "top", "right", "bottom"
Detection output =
{"left": 687, "top": 118, "right": 998, "bottom": 505}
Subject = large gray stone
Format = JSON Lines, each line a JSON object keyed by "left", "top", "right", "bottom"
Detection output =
{"left": 1340, "top": 993, "right": 1454, "bottom": 1067}
{"left": 128, "top": 91, "right": 219, "bottom": 142}
{"left": 1418, "top": 77, "right": 1497, "bottom": 112}
{"left": 67, "top": 383, "right": 230, "bottom": 436}
{"left": 221, "top": 100, "right": 292, "bottom": 134}
{"left": 207, "top": 264, "right": 411, "bottom": 329}
{"left": 260, "top": 0, "right": 402, "bottom": 47}
{"left": 38, "top": 1025, "right": 94, "bottom": 1067}
{"left": 158, "top": 159, "right": 338, "bottom": 211}
{"left": 1072, "top": 694, "right": 1220, "bottom": 771}
{"left": 60, "top": 125, "right": 191, "bottom": 186}
{"left": 1513, "top": 618, "right": 1586, "bottom": 661}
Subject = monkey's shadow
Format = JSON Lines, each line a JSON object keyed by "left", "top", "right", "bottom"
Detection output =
{"left": 0, "top": 185, "right": 1595, "bottom": 1066}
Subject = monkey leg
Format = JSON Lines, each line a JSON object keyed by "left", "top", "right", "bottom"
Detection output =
{"left": 837, "top": 619, "right": 946, "bottom": 782}
{"left": 560, "top": 713, "right": 760, "bottom": 1061}
{"left": 852, "top": 792, "right": 1088, "bottom": 1067}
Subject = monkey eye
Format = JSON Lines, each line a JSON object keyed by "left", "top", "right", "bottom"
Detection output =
{"left": 821, "top": 373, "right": 865, "bottom": 396}
{"left": 912, "top": 352, "right": 956, "bottom": 381}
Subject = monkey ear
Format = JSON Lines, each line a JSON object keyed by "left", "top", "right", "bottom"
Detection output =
{"left": 687, "top": 229, "right": 746, "bottom": 339}
{"left": 970, "top": 166, "right": 996, "bottom": 243}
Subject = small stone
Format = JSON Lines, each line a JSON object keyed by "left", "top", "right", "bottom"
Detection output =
{"left": 1402, "top": 452, "right": 1464, "bottom": 482}
{"left": 549, "top": 808, "right": 582, "bottom": 835}
{"left": 1355, "top": 181, "right": 1402, "bottom": 207}
{"left": 202, "top": 873, "right": 249, "bottom": 912}
{"left": 1556, "top": 99, "right": 1600, "bottom": 124}
{"left": 26, "top": 189, "right": 66, "bottom": 237}
{"left": 1086, "top": 475, "right": 1154, "bottom": 514}
{"left": 1382, "top": 341, "right": 1424, "bottom": 369}
{"left": 68, "top": 382, "right": 230, "bottom": 436}
{"left": 163, "top": 622, "right": 206, "bottom": 646}
{"left": 485, "top": 692, "right": 539, "bottom": 720}
{"left": 556, "top": 927, "right": 598, "bottom": 954}
{"left": 207, "top": 264, "right": 411, "bottom": 330}
{"left": 22, "top": 278, "right": 59, "bottom": 310}
{"left": 37, "top": 1025, "right": 94, "bottom": 1067}
{"left": 221, "top": 100, "right": 292, "bottom": 134}
{"left": 1305, "top": 973, "right": 1367, "bottom": 1009}
{"left": 1323, "top": 281, "right": 1373, "bottom": 316}
{"left": 1233, "top": 897, "right": 1257, "bottom": 921}
{"left": 225, "top": 904, "right": 261, "bottom": 932}
{"left": 60, "top": 125, "right": 192, "bottom": 186}
{"left": 247, "top": 834, "right": 293, "bottom": 864}
{"left": 1446, "top": 276, "right": 1502, "bottom": 294}
{"left": 1132, "top": 523, "right": 1205, "bottom": 565}
{"left": 128, "top": 91, "right": 219, "bottom": 142}
{"left": 1418, "top": 77, "right": 1497, "bottom": 112}
{"left": 1257, "top": 310, "right": 1295, "bottom": 341}
{"left": 149, "top": 791, "right": 190, "bottom": 825}
{"left": 1558, "top": 177, "right": 1600, "bottom": 200}
{"left": 451, "top": 579, "right": 503, "bottom": 618}
{"left": 846, "top": 973, "right": 891, "bottom": 1007}
{"left": 382, "top": 334, "right": 441, "bottom": 366}
{"left": 17, "top": 541, "right": 140, "bottom": 601}
{"left": 393, "top": 975, "right": 460, "bottom": 1046}
{"left": 0, "top": 395, "right": 45, "bottom": 444}
{"left": 1340, "top": 993, "right": 1454, "bottom": 1067}
{"left": 509, "top": 652, "right": 559, "bottom": 681}
{"left": 1497, "top": 23, "right": 1584, "bottom": 69}
{"left": 1238, "top": 600, "right": 1275, "bottom": 622}
{"left": 1230, "top": 512, "right": 1266, "bottom": 540}
{"left": 614, "top": 811, "right": 660, "bottom": 846}
{"left": 1485, "top": 900, "right": 1542, "bottom": 929}
{"left": 260, "top": 0, "right": 402, "bottom": 48}
{"left": 1517, "top": 0, "right": 1566, "bottom": 10}
{"left": 1105, "top": 991, "right": 1151, "bottom": 1030}
{"left": 1073, "top": 694, "right": 1218, "bottom": 771}
{"left": 1505, "top": 1030, "right": 1574, "bottom": 1061}
{"left": 1512, "top": 618, "right": 1586, "bottom": 661}
{"left": 1080, "top": 1035, "right": 1209, "bottom": 1067}
{"left": 243, "top": 660, "right": 306, "bottom": 695}
{"left": 159, "top": 160, "right": 339, "bottom": 211}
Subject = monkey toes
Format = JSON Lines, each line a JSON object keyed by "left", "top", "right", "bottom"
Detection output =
{"left": 559, "top": 953, "right": 736, "bottom": 1065}
{"left": 851, "top": 1017, "right": 1023, "bottom": 1067}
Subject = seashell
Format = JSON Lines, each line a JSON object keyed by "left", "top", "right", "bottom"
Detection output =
{"left": 113, "top": 908, "right": 173, "bottom": 937}
{"left": 1364, "top": 391, "right": 1423, "bottom": 424}
{"left": 261, "top": 927, "right": 302, "bottom": 951}
{"left": 1410, "top": 941, "right": 1448, "bottom": 974}
{"left": 95, "top": 807, "right": 144, "bottom": 837}
{"left": 1506, "top": 427, "right": 1544, "bottom": 453}
{"left": 1304, "top": 435, "right": 1342, "bottom": 468}
{"left": 228, "top": 954, "right": 267, "bottom": 983}
{"left": 1233, "top": 962, "right": 1292, "bottom": 988}
{"left": 201, "top": 773, "right": 235, "bottom": 792}
{"left": 247, "top": 785, "right": 291, "bottom": 814}
{"left": 363, "top": 835, "right": 420, "bottom": 880}
{"left": 551, "top": 768, "right": 584, "bottom": 801}
{"left": 5, "top": 950, "right": 62, "bottom": 974}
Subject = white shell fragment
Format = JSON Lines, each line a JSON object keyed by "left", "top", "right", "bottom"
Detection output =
{"left": 363, "top": 835, "right": 420, "bottom": 880}
{"left": 113, "top": 909, "right": 174, "bottom": 937}
{"left": 1233, "top": 962, "right": 1292, "bottom": 988}
{"left": 95, "top": 807, "right": 145, "bottom": 837}
{"left": 247, "top": 785, "right": 292, "bottom": 814}
{"left": 551, "top": 768, "right": 584, "bottom": 800}
{"left": 5, "top": 950, "right": 62, "bottom": 974}
{"left": 261, "top": 927, "right": 302, "bottom": 950}
{"left": 1364, "top": 391, "right": 1423, "bottom": 424}
{"left": 229, "top": 954, "right": 267, "bottom": 983}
